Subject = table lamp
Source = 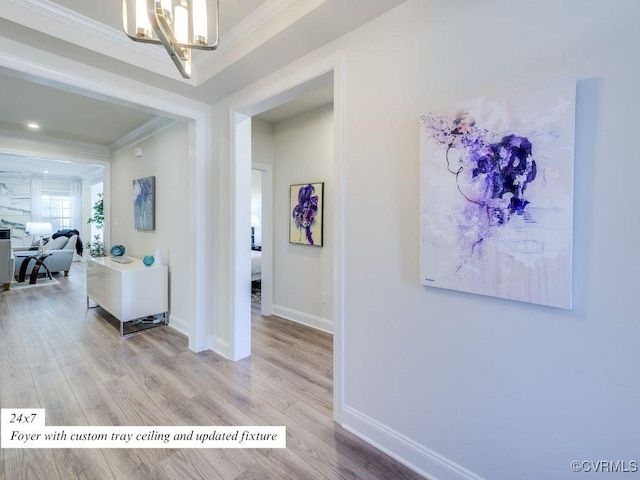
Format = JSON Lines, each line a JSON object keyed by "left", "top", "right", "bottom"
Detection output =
{"left": 29, "top": 222, "right": 53, "bottom": 254}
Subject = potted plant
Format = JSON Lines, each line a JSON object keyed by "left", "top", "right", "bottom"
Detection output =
{"left": 85, "top": 193, "right": 107, "bottom": 257}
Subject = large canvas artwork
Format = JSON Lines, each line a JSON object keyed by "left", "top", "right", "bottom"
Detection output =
{"left": 133, "top": 176, "right": 155, "bottom": 230}
{"left": 290, "top": 182, "right": 324, "bottom": 246}
{"left": 419, "top": 77, "right": 575, "bottom": 309}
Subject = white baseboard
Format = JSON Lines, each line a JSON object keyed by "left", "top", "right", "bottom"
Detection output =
{"left": 168, "top": 313, "right": 188, "bottom": 337}
{"left": 169, "top": 313, "right": 228, "bottom": 358}
{"left": 209, "top": 336, "right": 231, "bottom": 359}
{"left": 342, "top": 406, "right": 485, "bottom": 480}
{"left": 272, "top": 304, "right": 333, "bottom": 334}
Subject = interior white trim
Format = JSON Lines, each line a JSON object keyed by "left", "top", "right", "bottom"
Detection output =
{"left": 342, "top": 406, "right": 486, "bottom": 480}
{"left": 251, "top": 162, "right": 273, "bottom": 317}
{"left": 227, "top": 51, "right": 345, "bottom": 422}
{"left": 0, "top": 127, "right": 111, "bottom": 163}
{"left": 1, "top": 0, "right": 180, "bottom": 81}
{"left": 4, "top": 0, "right": 326, "bottom": 86}
{"left": 168, "top": 313, "right": 188, "bottom": 337}
{"left": 272, "top": 305, "right": 333, "bottom": 334}
{"left": 194, "top": 0, "right": 326, "bottom": 82}
{"left": 210, "top": 336, "right": 231, "bottom": 359}
{"left": 110, "top": 117, "right": 179, "bottom": 154}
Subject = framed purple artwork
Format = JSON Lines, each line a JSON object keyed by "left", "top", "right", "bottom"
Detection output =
{"left": 290, "top": 182, "right": 324, "bottom": 246}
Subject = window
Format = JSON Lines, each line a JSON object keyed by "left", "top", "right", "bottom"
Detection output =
{"left": 41, "top": 195, "right": 72, "bottom": 233}
{"left": 40, "top": 180, "right": 77, "bottom": 234}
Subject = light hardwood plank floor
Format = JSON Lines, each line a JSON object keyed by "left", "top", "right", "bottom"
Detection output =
{"left": 0, "top": 261, "right": 424, "bottom": 480}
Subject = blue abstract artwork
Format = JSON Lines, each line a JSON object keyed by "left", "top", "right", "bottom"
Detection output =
{"left": 419, "top": 78, "right": 575, "bottom": 308}
{"left": 133, "top": 176, "right": 155, "bottom": 230}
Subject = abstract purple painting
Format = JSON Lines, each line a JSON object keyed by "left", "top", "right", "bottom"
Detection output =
{"left": 290, "top": 182, "right": 323, "bottom": 246}
{"left": 419, "top": 77, "right": 575, "bottom": 308}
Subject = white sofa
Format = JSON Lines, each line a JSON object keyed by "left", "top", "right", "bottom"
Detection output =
{"left": 1, "top": 239, "right": 15, "bottom": 291}
{"left": 13, "top": 234, "right": 77, "bottom": 279}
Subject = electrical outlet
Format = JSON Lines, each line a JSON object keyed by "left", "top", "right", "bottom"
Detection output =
{"left": 320, "top": 292, "right": 327, "bottom": 304}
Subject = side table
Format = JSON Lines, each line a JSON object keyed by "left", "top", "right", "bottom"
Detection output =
{"left": 17, "top": 254, "right": 53, "bottom": 284}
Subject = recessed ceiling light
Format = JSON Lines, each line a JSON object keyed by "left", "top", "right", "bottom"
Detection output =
{"left": 27, "top": 122, "right": 40, "bottom": 129}
{"left": 43, "top": 170, "right": 49, "bottom": 174}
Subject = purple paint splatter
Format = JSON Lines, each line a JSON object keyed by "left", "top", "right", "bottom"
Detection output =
{"left": 423, "top": 111, "right": 537, "bottom": 227}
{"left": 292, "top": 184, "right": 318, "bottom": 245}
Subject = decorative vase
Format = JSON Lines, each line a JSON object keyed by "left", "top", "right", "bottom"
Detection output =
{"left": 110, "top": 244, "right": 125, "bottom": 257}
{"left": 142, "top": 255, "right": 155, "bottom": 266}
{"left": 154, "top": 249, "right": 164, "bottom": 266}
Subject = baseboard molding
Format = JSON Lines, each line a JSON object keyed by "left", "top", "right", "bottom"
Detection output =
{"left": 342, "top": 406, "right": 485, "bottom": 480}
{"left": 209, "top": 336, "right": 231, "bottom": 359}
{"left": 169, "top": 313, "right": 229, "bottom": 357}
{"left": 168, "top": 313, "right": 188, "bottom": 337}
{"left": 272, "top": 304, "right": 333, "bottom": 334}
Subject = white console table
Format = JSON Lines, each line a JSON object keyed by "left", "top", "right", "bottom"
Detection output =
{"left": 86, "top": 256, "right": 168, "bottom": 336}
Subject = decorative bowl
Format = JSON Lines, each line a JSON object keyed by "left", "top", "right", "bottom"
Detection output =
{"left": 142, "top": 255, "right": 155, "bottom": 266}
{"left": 110, "top": 244, "right": 126, "bottom": 257}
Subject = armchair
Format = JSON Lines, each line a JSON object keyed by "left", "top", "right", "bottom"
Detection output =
{"left": 12, "top": 235, "right": 77, "bottom": 279}
{"left": 1, "top": 239, "right": 15, "bottom": 291}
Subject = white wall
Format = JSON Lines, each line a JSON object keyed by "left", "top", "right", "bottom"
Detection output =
{"left": 212, "top": 0, "right": 640, "bottom": 479}
{"left": 251, "top": 117, "right": 276, "bottom": 248}
{"left": 110, "top": 122, "right": 190, "bottom": 334}
{"left": 252, "top": 117, "right": 274, "bottom": 167}
{"left": 271, "top": 104, "right": 334, "bottom": 327}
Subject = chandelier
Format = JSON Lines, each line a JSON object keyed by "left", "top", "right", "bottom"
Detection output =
{"left": 122, "top": 0, "right": 219, "bottom": 79}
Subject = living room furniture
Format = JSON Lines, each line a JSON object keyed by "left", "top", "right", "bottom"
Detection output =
{"left": 86, "top": 256, "right": 168, "bottom": 336}
{"left": 16, "top": 254, "right": 52, "bottom": 284}
{"left": 0, "top": 238, "right": 15, "bottom": 291}
{"left": 12, "top": 234, "right": 77, "bottom": 278}
{"left": 29, "top": 222, "right": 52, "bottom": 254}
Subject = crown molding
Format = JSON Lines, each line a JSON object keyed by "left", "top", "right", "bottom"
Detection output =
{"left": 2, "top": 0, "right": 190, "bottom": 82}
{"left": 110, "top": 116, "right": 179, "bottom": 154}
{"left": 0, "top": 127, "right": 111, "bottom": 163}
{"left": 3, "top": 0, "right": 323, "bottom": 86}
{"left": 193, "top": 0, "right": 326, "bottom": 83}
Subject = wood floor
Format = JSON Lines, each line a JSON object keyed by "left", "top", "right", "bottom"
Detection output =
{"left": 0, "top": 261, "right": 424, "bottom": 480}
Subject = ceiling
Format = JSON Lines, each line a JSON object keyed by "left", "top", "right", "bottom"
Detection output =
{"left": 0, "top": 0, "right": 405, "bottom": 177}
{"left": 0, "top": 70, "right": 157, "bottom": 146}
{"left": 0, "top": 0, "right": 406, "bottom": 102}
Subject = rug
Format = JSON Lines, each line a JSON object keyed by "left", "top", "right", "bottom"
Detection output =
{"left": 251, "top": 281, "right": 261, "bottom": 303}
{"left": 9, "top": 276, "right": 60, "bottom": 291}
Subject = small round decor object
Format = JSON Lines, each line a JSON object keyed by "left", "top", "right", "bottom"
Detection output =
{"left": 142, "top": 255, "right": 155, "bottom": 267}
{"left": 110, "top": 244, "right": 126, "bottom": 257}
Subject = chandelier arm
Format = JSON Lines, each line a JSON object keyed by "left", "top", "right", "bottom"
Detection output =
{"left": 148, "top": 0, "right": 192, "bottom": 78}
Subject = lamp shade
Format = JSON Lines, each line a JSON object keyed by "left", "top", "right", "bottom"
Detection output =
{"left": 29, "top": 222, "right": 53, "bottom": 236}
{"left": 251, "top": 215, "right": 261, "bottom": 227}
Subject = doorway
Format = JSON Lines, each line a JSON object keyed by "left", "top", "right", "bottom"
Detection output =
{"left": 229, "top": 57, "right": 345, "bottom": 421}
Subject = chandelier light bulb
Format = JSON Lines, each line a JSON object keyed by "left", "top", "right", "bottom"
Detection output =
{"left": 192, "top": 0, "right": 208, "bottom": 44}
{"left": 135, "top": 0, "right": 151, "bottom": 37}
{"left": 174, "top": 5, "right": 189, "bottom": 45}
